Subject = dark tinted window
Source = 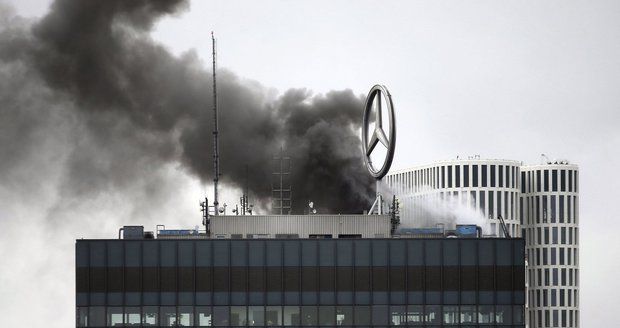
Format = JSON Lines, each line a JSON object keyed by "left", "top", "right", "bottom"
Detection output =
{"left": 463, "top": 165, "right": 469, "bottom": 187}
{"left": 441, "top": 166, "right": 446, "bottom": 188}
{"left": 499, "top": 165, "right": 504, "bottom": 187}
{"left": 472, "top": 165, "right": 478, "bottom": 187}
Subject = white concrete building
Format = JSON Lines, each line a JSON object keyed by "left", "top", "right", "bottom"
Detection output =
{"left": 521, "top": 163, "right": 580, "bottom": 328}
{"left": 384, "top": 159, "right": 522, "bottom": 237}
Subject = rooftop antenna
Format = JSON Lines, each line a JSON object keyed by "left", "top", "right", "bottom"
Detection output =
{"left": 211, "top": 31, "right": 220, "bottom": 215}
{"left": 541, "top": 153, "right": 551, "bottom": 165}
{"left": 241, "top": 165, "right": 250, "bottom": 215}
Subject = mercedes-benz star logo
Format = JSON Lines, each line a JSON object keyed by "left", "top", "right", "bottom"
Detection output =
{"left": 362, "top": 84, "right": 396, "bottom": 179}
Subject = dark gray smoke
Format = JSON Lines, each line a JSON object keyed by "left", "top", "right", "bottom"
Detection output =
{"left": 0, "top": 0, "right": 374, "bottom": 215}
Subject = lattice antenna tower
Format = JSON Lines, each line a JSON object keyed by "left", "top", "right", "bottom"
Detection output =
{"left": 272, "top": 147, "right": 292, "bottom": 214}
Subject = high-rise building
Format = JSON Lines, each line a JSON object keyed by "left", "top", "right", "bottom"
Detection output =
{"left": 384, "top": 159, "right": 522, "bottom": 237}
{"left": 521, "top": 163, "right": 579, "bottom": 328}
{"left": 75, "top": 219, "right": 526, "bottom": 327}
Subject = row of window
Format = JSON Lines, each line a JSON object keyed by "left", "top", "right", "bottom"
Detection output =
{"left": 528, "top": 246, "right": 579, "bottom": 267}
{"left": 521, "top": 169, "right": 578, "bottom": 194}
{"left": 78, "top": 265, "right": 523, "bottom": 291}
{"left": 387, "top": 164, "right": 520, "bottom": 194}
{"left": 529, "top": 308, "right": 579, "bottom": 328}
{"left": 528, "top": 267, "right": 579, "bottom": 289}
{"left": 77, "top": 240, "right": 524, "bottom": 268}
{"left": 521, "top": 195, "right": 579, "bottom": 226}
{"left": 76, "top": 305, "right": 525, "bottom": 327}
{"left": 525, "top": 226, "right": 579, "bottom": 247}
{"left": 529, "top": 288, "right": 579, "bottom": 308}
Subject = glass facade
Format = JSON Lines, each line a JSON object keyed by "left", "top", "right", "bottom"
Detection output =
{"left": 76, "top": 238, "right": 525, "bottom": 327}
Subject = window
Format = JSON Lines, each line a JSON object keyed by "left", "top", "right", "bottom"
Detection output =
{"left": 536, "top": 170, "right": 541, "bottom": 192}
{"left": 496, "top": 305, "right": 512, "bottom": 325}
{"left": 77, "top": 307, "right": 88, "bottom": 327}
{"left": 472, "top": 165, "right": 478, "bottom": 187}
{"left": 89, "top": 307, "right": 105, "bottom": 327}
{"left": 441, "top": 166, "right": 446, "bottom": 188}
{"left": 372, "top": 305, "right": 389, "bottom": 325}
{"left": 551, "top": 195, "right": 556, "bottom": 223}
{"left": 230, "top": 306, "right": 246, "bottom": 326}
{"left": 559, "top": 195, "right": 565, "bottom": 223}
{"left": 460, "top": 305, "right": 476, "bottom": 324}
{"left": 448, "top": 166, "right": 453, "bottom": 188}
{"left": 125, "top": 307, "right": 141, "bottom": 326}
{"left": 108, "top": 307, "right": 124, "bottom": 326}
{"left": 407, "top": 305, "right": 424, "bottom": 325}
{"left": 482, "top": 165, "right": 488, "bottom": 187}
{"left": 497, "top": 192, "right": 502, "bottom": 219}
{"left": 576, "top": 171, "right": 581, "bottom": 192}
{"left": 499, "top": 165, "right": 504, "bottom": 187}
{"left": 195, "top": 307, "right": 212, "bottom": 327}
{"left": 317, "top": 306, "right": 334, "bottom": 325}
{"left": 544, "top": 170, "right": 549, "bottom": 191}
{"left": 213, "top": 306, "right": 230, "bottom": 327}
{"left": 488, "top": 191, "right": 494, "bottom": 220}
{"left": 301, "top": 306, "right": 317, "bottom": 326}
{"left": 354, "top": 306, "right": 371, "bottom": 325}
{"left": 561, "top": 170, "right": 566, "bottom": 191}
{"left": 283, "top": 306, "right": 300, "bottom": 326}
{"left": 478, "top": 305, "right": 494, "bottom": 324}
{"left": 336, "top": 306, "right": 353, "bottom": 326}
{"left": 541, "top": 195, "right": 547, "bottom": 222}
{"left": 443, "top": 306, "right": 458, "bottom": 325}
{"left": 160, "top": 307, "right": 176, "bottom": 327}
{"left": 463, "top": 165, "right": 470, "bottom": 187}
{"left": 552, "top": 170, "right": 558, "bottom": 191}
{"left": 455, "top": 165, "right": 461, "bottom": 188}
{"left": 479, "top": 191, "right": 486, "bottom": 216}
{"left": 425, "top": 305, "right": 441, "bottom": 324}
{"left": 248, "top": 306, "right": 264, "bottom": 326}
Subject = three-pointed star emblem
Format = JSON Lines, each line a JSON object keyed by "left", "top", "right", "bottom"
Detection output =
{"left": 362, "top": 85, "right": 396, "bottom": 179}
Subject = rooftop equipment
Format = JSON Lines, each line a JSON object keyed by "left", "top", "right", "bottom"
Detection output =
{"left": 497, "top": 215, "right": 511, "bottom": 238}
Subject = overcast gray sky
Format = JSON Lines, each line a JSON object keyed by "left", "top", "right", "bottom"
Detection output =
{"left": 1, "top": 0, "right": 619, "bottom": 326}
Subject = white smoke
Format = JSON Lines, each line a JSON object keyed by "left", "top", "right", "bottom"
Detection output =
{"left": 378, "top": 180, "right": 490, "bottom": 235}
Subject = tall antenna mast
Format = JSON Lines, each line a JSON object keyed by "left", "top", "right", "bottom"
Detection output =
{"left": 211, "top": 31, "right": 220, "bottom": 214}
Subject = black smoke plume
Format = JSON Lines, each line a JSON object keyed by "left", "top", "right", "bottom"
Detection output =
{"left": 0, "top": 0, "right": 374, "bottom": 215}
